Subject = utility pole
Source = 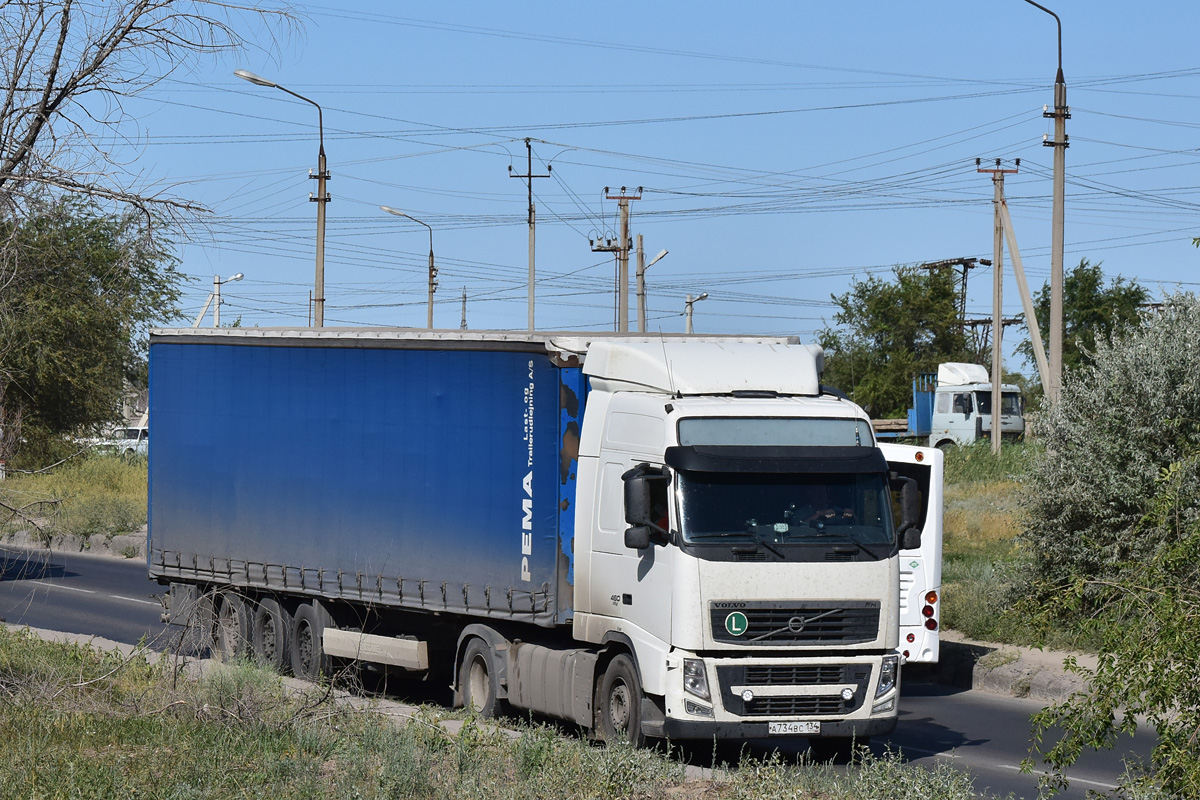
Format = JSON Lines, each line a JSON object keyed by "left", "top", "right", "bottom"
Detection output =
{"left": 509, "top": 138, "right": 550, "bottom": 331}
{"left": 460, "top": 287, "right": 468, "bottom": 330}
{"left": 1023, "top": 0, "right": 1068, "bottom": 406}
{"left": 604, "top": 187, "right": 642, "bottom": 332}
{"left": 978, "top": 159, "right": 1018, "bottom": 455}
{"left": 915, "top": 257, "right": 986, "bottom": 330}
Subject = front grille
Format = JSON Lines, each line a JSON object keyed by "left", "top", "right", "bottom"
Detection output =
{"left": 710, "top": 601, "right": 880, "bottom": 645}
{"left": 744, "top": 697, "right": 845, "bottom": 716}
{"left": 716, "top": 662, "right": 873, "bottom": 718}
{"left": 744, "top": 665, "right": 845, "bottom": 685}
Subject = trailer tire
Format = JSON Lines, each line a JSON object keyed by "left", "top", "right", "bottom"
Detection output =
{"left": 290, "top": 601, "right": 333, "bottom": 681}
{"left": 251, "top": 596, "right": 292, "bottom": 673}
{"left": 213, "top": 590, "right": 250, "bottom": 662}
{"left": 598, "top": 654, "right": 645, "bottom": 746}
{"left": 459, "top": 638, "right": 503, "bottom": 717}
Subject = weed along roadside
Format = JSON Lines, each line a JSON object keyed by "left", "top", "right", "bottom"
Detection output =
{"left": 0, "top": 623, "right": 991, "bottom": 799}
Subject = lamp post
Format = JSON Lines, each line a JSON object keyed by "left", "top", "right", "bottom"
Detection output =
{"left": 684, "top": 292, "right": 708, "bottom": 334}
{"left": 381, "top": 206, "right": 437, "bottom": 329}
{"left": 637, "top": 245, "right": 668, "bottom": 333}
{"left": 1020, "top": 0, "right": 1067, "bottom": 404}
{"left": 193, "top": 273, "right": 243, "bottom": 328}
{"left": 235, "top": 69, "right": 330, "bottom": 328}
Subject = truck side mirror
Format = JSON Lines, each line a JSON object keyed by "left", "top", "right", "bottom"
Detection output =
{"left": 624, "top": 525, "right": 652, "bottom": 550}
{"left": 623, "top": 472, "right": 652, "bottom": 526}
{"left": 622, "top": 463, "right": 670, "bottom": 550}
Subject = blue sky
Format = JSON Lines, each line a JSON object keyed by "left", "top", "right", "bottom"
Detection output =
{"left": 123, "top": 1, "right": 1200, "bottom": 366}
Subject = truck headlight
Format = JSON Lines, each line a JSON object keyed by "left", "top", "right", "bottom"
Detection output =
{"left": 683, "top": 658, "right": 710, "bottom": 701}
{"left": 875, "top": 655, "right": 898, "bottom": 698}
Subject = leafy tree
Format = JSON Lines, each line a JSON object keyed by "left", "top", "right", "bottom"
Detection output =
{"left": 820, "top": 266, "right": 972, "bottom": 417}
{"left": 0, "top": 196, "right": 182, "bottom": 465}
{"left": 1017, "top": 258, "right": 1148, "bottom": 375}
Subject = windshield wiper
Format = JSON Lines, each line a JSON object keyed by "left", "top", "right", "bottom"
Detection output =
{"left": 803, "top": 528, "right": 875, "bottom": 556}
{"left": 686, "top": 529, "right": 784, "bottom": 559}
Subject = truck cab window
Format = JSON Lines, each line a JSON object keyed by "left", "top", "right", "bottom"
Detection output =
{"left": 952, "top": 393, "right": 972, "bottom": 415}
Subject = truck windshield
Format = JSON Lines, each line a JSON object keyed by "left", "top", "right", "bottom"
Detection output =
{"left": 974, "top": 392, "right": 1022, "bottom": 415}
{"left": 676, "top": 471, "right": 895, "bottom": 547}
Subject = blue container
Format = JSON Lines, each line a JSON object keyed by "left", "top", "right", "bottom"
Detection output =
{"left": 147, "top": 332, "right": 587, "bottom": 628}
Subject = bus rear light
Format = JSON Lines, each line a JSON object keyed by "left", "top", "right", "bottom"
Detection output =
{"left": 922, "top": 605, "right": 935, "bottom": 618}
{"left": 925, "top": 618, "right": 938, "bottom": 630}
{"left": 925, "top": 590, "right": 938, "bottom": 605}
{"left": 906, "top": 633, "right": 915, "bottom": 643}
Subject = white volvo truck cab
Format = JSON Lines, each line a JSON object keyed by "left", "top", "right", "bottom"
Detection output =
{"left": 571, "top": 340, "right": 926, "bottom": 750}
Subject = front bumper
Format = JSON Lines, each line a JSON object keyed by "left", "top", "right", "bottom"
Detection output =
{"left": 653, "top": 715, "right": 898, "bottom": 740}
{"left": 652, "top": 651, "right": 900, "bottom": 741}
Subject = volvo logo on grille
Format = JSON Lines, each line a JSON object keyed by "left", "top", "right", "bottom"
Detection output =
{"left": 787, "top": 615, "right": 807, "bottom": 633}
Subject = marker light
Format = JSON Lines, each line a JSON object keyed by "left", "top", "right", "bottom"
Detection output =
{"left": 925, "top": 618, "right": 939, "bottom": 630}
{"left": 922, "top": 605, "right": 935, "bottom": 617}
{"left": 906, "top": 633, "right": 915, "bottom": 643}
{"left": 925, "top": 591, "right": 939, "bottom": 605}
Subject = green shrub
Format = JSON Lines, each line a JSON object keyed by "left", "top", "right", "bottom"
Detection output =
{"left": 0, "top": 454, "right": 146, "bottom": 541}
{"left": 1019, "top": 294, "right": 1200, "bottom": 594}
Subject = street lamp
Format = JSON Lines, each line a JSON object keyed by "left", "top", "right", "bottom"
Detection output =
{"left": 637, "top": 247, "right": 668, "bottom": 333}
{"left": 234, "top": 69, "right": 330, "bottom": 327}
{"left": 1019, "top": 0, "right": 1067, "bottom": 404}
{"left": 193, "top": 273, "right": 243, "bottom": 328}
{"left": 380, "top": 206, "right": 437, "bottom": 329}
{"left": 684, "top": 292, "right": 708, "bottom": 334}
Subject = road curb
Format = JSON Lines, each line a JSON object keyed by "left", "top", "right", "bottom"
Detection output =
{"left": 906, "top": 632, "right": 1095, "bottom": 704}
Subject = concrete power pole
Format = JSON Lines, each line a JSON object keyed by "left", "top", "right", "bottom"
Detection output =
{"left": 978, "top": 159, "right": 1017, "bottom": 455}
{"left": 509, "top": 138, "right": 550, "bottom": 331}
{"left": 460, "top": 286, "right": 468, "bottom": 330}
{"left": 604, "top": 187, "right": 642, "bottom": 332}
{"left": 1024, "top": 0, "right": 1068, "bottom": 405}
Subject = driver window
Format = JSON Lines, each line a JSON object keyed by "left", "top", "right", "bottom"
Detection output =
{"left": 952, "top": 393, "right": 972, "bottom": 415}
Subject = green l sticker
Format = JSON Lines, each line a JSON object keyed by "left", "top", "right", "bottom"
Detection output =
{"left": 725, "top": 611, "right": 749, "bottom": 636}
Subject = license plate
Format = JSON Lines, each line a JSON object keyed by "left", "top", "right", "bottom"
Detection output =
{"left": 768, "top": 721, "right": 820, "bottom": 735}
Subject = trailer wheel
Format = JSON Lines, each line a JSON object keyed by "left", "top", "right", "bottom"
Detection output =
{"left": 459, "top": 638, "right": 503, "bottom": 717}
{"left": 598, "top": 654, "right": 645, "bottom": 746}
{"left": 213, "top": 590, "right": 250, "bottom": 662}
{"left": 290, "top": 601, "right": 333, "bottom": 681}
{"left": 251, "top": 596, "right": 292, "bottom": 673}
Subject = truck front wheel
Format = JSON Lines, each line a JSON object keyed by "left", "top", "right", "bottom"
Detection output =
{"left": 459, "top": 638, "right": 503, "bottom": 717}
{"left": 290, "top": 601, "right": 333, "bottom": 681}
{"left": 598, "top": 654, "right": 645, "bottom": 746}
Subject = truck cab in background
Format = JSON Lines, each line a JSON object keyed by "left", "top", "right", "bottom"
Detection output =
{"left": 929, "top": 362, "right": 1024, "bottom": 450}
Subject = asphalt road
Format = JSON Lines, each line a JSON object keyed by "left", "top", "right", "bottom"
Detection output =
{"left": 0, "top": 545, "right": 1155, "bottom": 798}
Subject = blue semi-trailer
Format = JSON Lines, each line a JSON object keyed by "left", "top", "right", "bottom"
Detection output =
{"left": 148, "top": 328, "right": 941, "bottom": 754}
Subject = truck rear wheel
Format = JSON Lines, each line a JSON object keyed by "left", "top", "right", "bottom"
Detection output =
{"left": 459, "top": 638, "right": 503, "bottom": 717}
{"left": 251, "top": 596, "right": 291, "bottom": 673}
{"left": 598, "top": 654, "right": 645, "bottom": 746}
{"left": 290, "top": 601, "right": 333, "bottom": 681}
{"left": 213, "top": 590, "right": 250, "bottom": 662}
